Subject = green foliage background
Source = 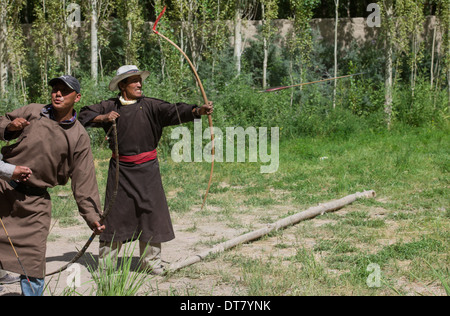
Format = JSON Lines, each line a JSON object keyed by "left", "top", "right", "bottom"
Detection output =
{"left": 0, "top": 0, "right": 448, "bottom": 146}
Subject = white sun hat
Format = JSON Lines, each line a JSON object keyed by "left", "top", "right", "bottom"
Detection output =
{"left": 108, "top": 65, "right": 150, "bottom": 91}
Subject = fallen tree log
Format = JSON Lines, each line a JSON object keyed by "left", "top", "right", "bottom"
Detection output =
{"left": 167, "top": 190, "right": 376, "bottom": 273}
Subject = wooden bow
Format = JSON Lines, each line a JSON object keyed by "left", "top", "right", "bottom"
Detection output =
{"left": 46, "top": 120, "right": 120, "bottom": 276}
{"left": 153, "top": 6, "right": 215, "bottom": 211}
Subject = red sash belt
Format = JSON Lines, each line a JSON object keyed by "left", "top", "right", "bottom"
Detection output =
{"left": 112, "top": 149, "right": 157, "bottom": 164}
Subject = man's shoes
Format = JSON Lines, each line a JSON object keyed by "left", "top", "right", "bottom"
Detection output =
{"left": 150, "top": 265, "right": 165, "bottom": 276}
{"left": 139, "top": 263, "right": 166, "bottom": 276}
{"left": 0, "top": 273, "right": 20, "bottom": 284}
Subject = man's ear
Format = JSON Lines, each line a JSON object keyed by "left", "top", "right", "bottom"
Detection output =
{"left": 75, "top": 93, "right": 81, "bottom": 103}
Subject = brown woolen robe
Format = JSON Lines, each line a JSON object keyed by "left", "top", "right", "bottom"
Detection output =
{"left": 0, "top": 103, "right": 102, "bottom": 278}
{"left": 79, "top": 97, "right": 199, "bottom": 244}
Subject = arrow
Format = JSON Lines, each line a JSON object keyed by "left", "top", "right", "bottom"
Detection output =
{"left": 262, "top": 73, "right": 365, "bottom": 93}
{"left": 0, "top": 216, "right": 35, "bottom": 294}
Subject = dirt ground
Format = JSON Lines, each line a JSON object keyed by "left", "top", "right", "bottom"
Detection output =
{"left": 0, "top": 207, "right": 258, "bottom": 296}
{"left": 1, "top": 200, "right": 447, "bottom": 296}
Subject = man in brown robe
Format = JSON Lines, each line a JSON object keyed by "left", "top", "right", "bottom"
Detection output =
{"left": 0, "top": 75, "right": 105, "bottom": 296}
{"left": 0, "top": 156, "right": 32, "bottom": 291}
{"left": 79, "top": 65, "right": 213, "bottom": 274}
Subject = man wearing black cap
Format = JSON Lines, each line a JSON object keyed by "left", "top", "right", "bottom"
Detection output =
{"left": 0, "top": 75, "right": 105, "bottom": 296}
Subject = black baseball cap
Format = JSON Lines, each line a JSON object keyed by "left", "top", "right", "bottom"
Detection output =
{"left": 49, "top": 75, "right": 81, "bottom": 93}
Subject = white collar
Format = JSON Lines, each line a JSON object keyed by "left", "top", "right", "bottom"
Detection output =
{"left": 119, "top": 95, "right": 138, "bottom": 105}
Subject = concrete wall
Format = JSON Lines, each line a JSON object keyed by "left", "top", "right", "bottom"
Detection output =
{"left": 20, "top": 16, "right": 444, "bottom": 59}
{"left": 233, "top": 16, "right": 442, "bottom": 50}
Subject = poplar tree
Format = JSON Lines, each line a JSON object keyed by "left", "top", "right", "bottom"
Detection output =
{"left": 435, "top": 0, "right": 450, "bottom": 105}
{"left": 32, "top": 0, "right": 59, "bottom": 102}
{"left": 400, "top": 0, "right": 425, "bottom": 98}
{"left": 234, "top": 0, "right": 243, "bottom": 75}
{"left": 0, "top": 0, "right": 28, "bottom": 102}
{"left": 153, "top": 0, "right": 189, "bottom": 86}
{"left": 333, "top": 0, "right": 339, "bottom": 109}
{"left": 286, "top": 0, "right": 320, "bottom": 107}
{"left": 380, "top": 0, "right": 427, "bottom": 126}
{"left": 116, "top": 0, "right": 144, "bottom": 66}
{"left": 205, "top": 0, "right": 233, "bottom": 80}
{"left": 233, "top": 0, "right": 258, "bottom": 76}
{"left": 0, "top": 1, "right": 9, "bottom": 95}
{"left": 61, "top": 0, "right": 81, "bottom": 76}
{"left": 171, "top": 0, "right": 208, "bottom": 71}
{"left": 260, "top": 0, "right": 278, "bottom": 89}
{"left": 82, "top": 0, "right": 115, "bottom": 82}
{"left": 380, "top": 0, "right": 395, "bottom": 128}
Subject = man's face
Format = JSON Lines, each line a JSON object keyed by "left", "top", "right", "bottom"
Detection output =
{"left": 51, "top": 81, "right": 81, "bottom": 111}
{"left": 119, "top": 75, "right": 143, "bottom": 100}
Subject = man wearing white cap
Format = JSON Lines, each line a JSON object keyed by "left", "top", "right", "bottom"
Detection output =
{"left": 79, "top": 65, "right": 213, "bottom": 275}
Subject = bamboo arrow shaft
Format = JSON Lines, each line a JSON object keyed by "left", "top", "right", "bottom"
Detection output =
{"left": 0, "top": 216, "right": 35, "bottom": 294}
{"left": 263, "top": 72, "right": 365, "bottom": 92}
{"left": 167, "top": 190, "right": 376, "bottom": 273}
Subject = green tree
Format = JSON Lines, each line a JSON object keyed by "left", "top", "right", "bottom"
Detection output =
{"left": 0, "top": 0, "right": 28, "bottom": 102}
{"left": 333, "top": 0, "right": 338, "bottom": 109}
{"left": 81, "top": 0, "right": 115, "bottom": 82}
{"left": 31, "top": 0, "right": 61, "bottom": 102}
{"left": 152, "top": 0, "right": 190, "bottom": 87}
{"left": 260, "top": 0, "right": 278, "bottom": 89}
{"left": 116, "top": 0, "right": 144, "bottom": 66}
{"left": 286, "top": 0, "right": 320, "bottom": 107}
{"left": 61, "top": 0, "right": 81, "bottom": 76}
{"left": 434, "top": 0, "right": 450, "bottom": 106}
{"left": 203, "top": 0, "right": 233, "bottom": 81}
{"left": 29, "top": 0, "right": 80, "bottom": 98}
{"left": 379, "top": 0, "right": 429, "bottom": 127}
{"left": 379, "top": 0, "right": 395, "bottom": 128}
{"left": 171, "top": 0, "right": 210, "bottom": 71}
{"left": 233, "top": 0, "right": 258, "bottom": 76}
{"left": 399, "top": 0, "right": 425, "bottom": 98}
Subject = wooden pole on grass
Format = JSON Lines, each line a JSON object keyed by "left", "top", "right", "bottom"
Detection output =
{"left": 167, "top": 190, "right": 376, "bottom": 273}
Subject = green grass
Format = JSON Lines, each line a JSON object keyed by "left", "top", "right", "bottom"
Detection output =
{"left": 158, "top": 124, "right": 449, "bottom": 215}
{"left": 87, "top": 240, "right": 153, "bottom": 296}
{"left": 39, "top": 123, "right": 450, "bottom": 295}
{"left": 162, "top": 125, "right": 448, "bottom": 296}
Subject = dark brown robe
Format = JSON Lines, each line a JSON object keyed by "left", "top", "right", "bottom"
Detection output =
{"left": 0, "top": 103, "right": 102, "bottom": 278}
{"left": 79, "top": 97, "right": 199, "bottom": 244}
